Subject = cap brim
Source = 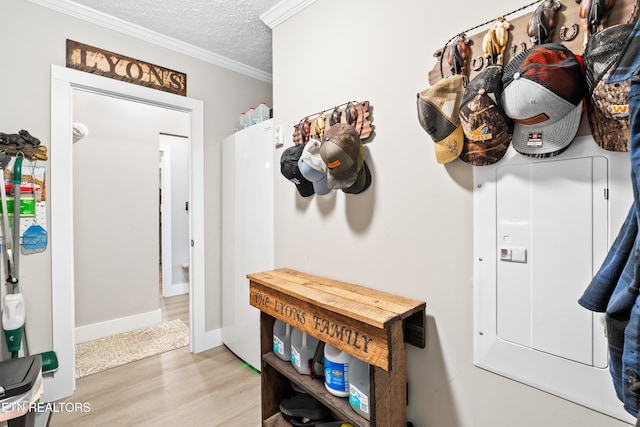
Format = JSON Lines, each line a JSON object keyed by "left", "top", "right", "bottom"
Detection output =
{"left": 295, "top": 180, "right": 315, "bottom": 197}
{"left": 326, "top": 162, "right": 358, "bottom": 189}
{"left": 587, "top": 78, "right": 630, "bottom": 152}
{"left": 511, "top": 100, "right": 583, "bottom": 158}
{"left": 416, "top": 75, "right": 465, "bottom": 141}
{"left": 299, "top": 159, "right": 325, "bottom": 182}
{"left": 434, "top": 124, "right": 464, "bottom": 163}
{"left": 299, "top": 159, "right": 332, "bottom": 195}
{"left": 417, "top": 94, "right": 457, "bottom": 140}
{"left": 588, "top": 101, "right": 629, "bottom": 152}
{"left": 326, "top": 143, "right": 364, "bottom": 189}
{"left": 312, "top": 176, "right": 332, "bottom": 195}
{"left": 342, "top": 161, "right": 371, "bottom": 194}
{"left": 460, "top": 131, "right": 512, "bottom": 166}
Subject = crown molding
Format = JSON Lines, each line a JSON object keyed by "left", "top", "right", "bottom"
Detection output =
{"left": 260, "top": 0, "right": 317, "bottom": 28}
{"left": 27, "top": 0, "right": 273, "bottom": 83}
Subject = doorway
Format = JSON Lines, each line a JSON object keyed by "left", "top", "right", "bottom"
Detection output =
{"left": 159, "top": 135, "right": 190, "bottom": 298}
{"left": 49, "top": 65, "right": 206, "bottom": 402}
{"left": 72, "top": 91, "right": 190, "bottom": 343}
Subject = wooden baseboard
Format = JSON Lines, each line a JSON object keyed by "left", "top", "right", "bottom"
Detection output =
{"left": 74, "top": 309, "right": 162, "bottom": 343}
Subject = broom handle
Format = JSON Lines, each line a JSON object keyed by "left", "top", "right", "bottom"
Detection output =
{"left": 12, "top": 156, "right": 21, "bottom": 293}
{"left": 0, "top": 158, "right": 15, "bottom": 294}
{"left": 0, "top": 168, "right": 13, "bottom": 279}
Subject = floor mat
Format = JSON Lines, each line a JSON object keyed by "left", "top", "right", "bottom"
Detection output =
{"left": 75, "top": 319, "right": 189, "bottom": 379}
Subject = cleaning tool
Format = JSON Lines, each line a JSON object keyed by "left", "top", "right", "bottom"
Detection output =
{"left": 12, "top": 156, "right": 58, "bottom": 372}
{"left": 1, "top": 154, "right": 25, "bottom": 359}
{"left": 11, "top": 156, "right": 21, "bottom": 292}
{"left": 2, "top": 293, "right": 24, "bottom": 359}
{"left": 0, "top": 151, "right": 22, "bottom": 361}
{"left": 21, "top": 160, "right": 47, "bottom": 255}
{"left": 21, "top": 222, "right": 47, "bottom": 254}
{"left": 0, "top": 155, "right": 58, "bottom": 373}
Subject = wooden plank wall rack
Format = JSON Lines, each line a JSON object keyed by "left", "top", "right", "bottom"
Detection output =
{"left": 248, "top": 268, "right": 427, "bottom": 427}
{"left": 428, "top": 0, "right": 639, "bottom": 85}
{"left": 426, "top": 0, "right": 638, "bottom": 139}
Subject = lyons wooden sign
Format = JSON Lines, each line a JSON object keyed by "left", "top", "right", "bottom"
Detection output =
{"left": 66, "top": 40, "right": 187, "bottom": 96}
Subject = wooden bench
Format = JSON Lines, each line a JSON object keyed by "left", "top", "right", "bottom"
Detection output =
{"left": 248, "top": 268, "right": 426, "bottom": 427}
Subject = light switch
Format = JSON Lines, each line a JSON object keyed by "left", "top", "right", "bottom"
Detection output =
{"left": 274, "top": 125, "right": 284, "bottom": 147}
{"left": 500, "top": 246, "right": 527, "bottom": 263}
{"left": 511, "top": 247, "right": 527, "bottom": 263}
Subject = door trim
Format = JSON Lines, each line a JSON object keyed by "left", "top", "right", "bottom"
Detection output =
{"left": 49, "top": 65, "right": 206, "bottom": 401}
{"left": 159, "top": 142, "right": 174, "bottom": 297}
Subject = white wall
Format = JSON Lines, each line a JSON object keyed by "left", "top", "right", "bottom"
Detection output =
{"left": 271, "top": 1, "right": 630, "bottom": 426}
{"left": 1, "top": 0, "right": 272, "bottom": 353}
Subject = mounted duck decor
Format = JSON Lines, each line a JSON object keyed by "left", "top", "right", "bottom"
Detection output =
{"left": 427, "top": 0, "right": 636, "bottom": 86}
{"left": 482, "top": 17, "right": 513, "bottom": 66}
{"left": 527, "top": 0, "right": 562, "bottom": 45}
{"left": 448, "top": 33, "right": 471, "bottom": 75}
{"left": 292, "top": 101, "right": 374, "bottom": 145}
{"left": 577, "top": 0, "right": 617, "bottom": 47}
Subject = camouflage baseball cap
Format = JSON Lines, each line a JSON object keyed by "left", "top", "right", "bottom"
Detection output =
{"left": 459, "top": 65, "right": 512, "bottom": 166}
{"left": 584, "top": 24, "right": 633, "bottom": 152}
{"left": 342, "top": 145, "right": 371, "bottom": 194}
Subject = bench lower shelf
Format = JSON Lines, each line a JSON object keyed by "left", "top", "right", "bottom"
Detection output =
{"left": 262, "top": 352, "right": 370, "bottom": 427}
{"left": 263, "top": 412, "right": 292, "bottom": 427}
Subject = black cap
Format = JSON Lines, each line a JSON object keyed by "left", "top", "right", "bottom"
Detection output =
{"left": 280, "top": 145, "right": 315, "bottom": 197}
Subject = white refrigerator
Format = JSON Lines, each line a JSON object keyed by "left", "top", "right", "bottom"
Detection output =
{"left": 221, "top": 119, "right": 275, "bottom": 370}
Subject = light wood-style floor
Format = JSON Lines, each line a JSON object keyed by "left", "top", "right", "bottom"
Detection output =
{"left": 49, "top": 293, "right": 262, "bottom": 427}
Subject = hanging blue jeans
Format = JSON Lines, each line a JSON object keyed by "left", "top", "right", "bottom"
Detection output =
{"left": 579, "top": 76, "right": 640, "bottom": 422}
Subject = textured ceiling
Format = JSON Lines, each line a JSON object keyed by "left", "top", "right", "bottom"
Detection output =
{"left": 67, "top": 0, "right": 281, "bottom": 75}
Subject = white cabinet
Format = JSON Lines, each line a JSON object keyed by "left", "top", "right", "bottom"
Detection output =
{"left": 222, "top": 120, "right": 275, "bottom": 370}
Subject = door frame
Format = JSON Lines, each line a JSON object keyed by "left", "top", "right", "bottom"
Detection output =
{"left": 49, "top": 65, "right": 206, "bottom": 401}
{"left": 159, "top": 142, "right": 173, "bottom": 298}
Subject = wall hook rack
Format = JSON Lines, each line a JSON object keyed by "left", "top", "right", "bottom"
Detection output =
{"left": 292, "top": 100, "right": 374, "bottom": 145}
{"left": 428, "top": 0, "right": 640, "bottom": 85}
{"left": 434, "top": 0, "right": 543, "bottom": 79}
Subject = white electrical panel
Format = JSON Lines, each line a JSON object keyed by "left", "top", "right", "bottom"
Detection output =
{"left": 474, "top": 137, "right": 635, "bottom": 424}
{"left": 495, "top": 157, "right": 608, "bottom": 367}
